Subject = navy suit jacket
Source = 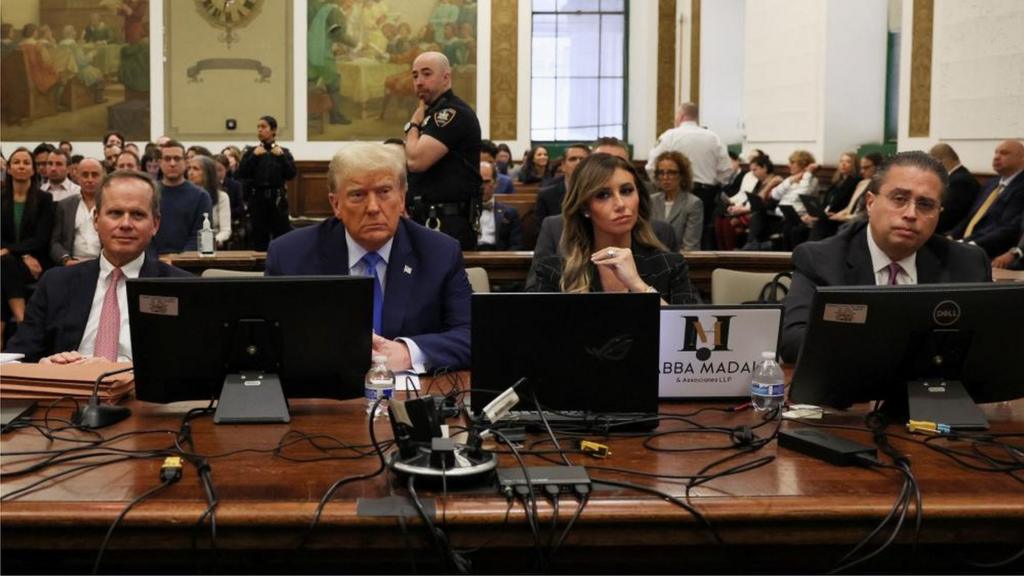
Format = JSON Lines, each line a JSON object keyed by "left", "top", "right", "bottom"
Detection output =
{"left": 7, "top": 254, "right": 191, "bottom": 362}
{"left": 950, "top": 173, "right": 1024, "bottom": 257}
{"left": 478, "top": 201, "right": 523, "bottom": 251}
{"left": 265, "top": 217, "right": 471, "bottom": 370}
{"left": 781, "top": 221, "right": 991, "bottom": 363}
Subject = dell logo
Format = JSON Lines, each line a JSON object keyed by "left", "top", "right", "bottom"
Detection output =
{"left": 933, "top": 300, "right": 961, "bottom": 326}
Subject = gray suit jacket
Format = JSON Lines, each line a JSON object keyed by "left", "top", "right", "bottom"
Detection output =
{"left": 650, "top": 191, "right": 704, "bottom": 251}
{"left": 780, "top": 220, "right": 992, "bottom": 363}
{"left": 50, "top": 195, "right": 83, "bottom": 264}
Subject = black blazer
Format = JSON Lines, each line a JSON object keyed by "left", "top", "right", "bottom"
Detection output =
{"left": 780, "top": 221, "right": 991, "bottom": 362}
{"left": 7, "top": 255, "right": 191, "bottom": 361}
{"left": 823, "top": 175, "right": 861, "bottom": 213}
{"left": 950, "top": 174, "right": 1024, "bottom": 257}
{"left": 937, "top": 165, "right": 980, "bottom": 234}
{"left": 534, "top": 178, "right": 566, "bottom": 225}
{"left": 1, "top": 187, "right": 55, "bottom": 264}
{"left": 529, "top": 243, "right": 700, "bottom": 305}
{"left": 479, "top": 201, "right": 524, "bottom": 251}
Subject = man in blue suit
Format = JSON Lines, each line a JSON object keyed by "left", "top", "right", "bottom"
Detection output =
{"left": 950, "top": 140, "right": 1024, "bottom": 257}
{"left": 8, "top": 171, "right": 191, "bottom": 363}
{"left": 265, "top": 143, "right": 471, "bottom": 372}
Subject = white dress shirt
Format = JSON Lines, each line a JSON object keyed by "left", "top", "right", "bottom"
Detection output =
{"left": 477, "top": 203, "right": 496, "bottom": 245}
{"left": 770, "top": 172, "right": 815, "bottom": 216}
{"left": 78, "top": 252, "right": 146, "bottom": 362}
{"left": 72, "top": 198, "right": 101, "bottom": 260}
{"left": 345, "top": 231, "right": 427, "bottom": 373}
{"left": 211, "top": 190, "right": 232, "bottom": 244}
{"left": 41, "top": 178, "right": 81, "bottom": 202}
{"left": 866, "top": 229, "right": 918, "bottom": 285}
{"left": 645, "top": 121, "right": 734, "bottom": 186}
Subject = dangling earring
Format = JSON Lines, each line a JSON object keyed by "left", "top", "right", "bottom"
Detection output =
{"left": 583, "top": 212, "right": 591, "bottom": 218}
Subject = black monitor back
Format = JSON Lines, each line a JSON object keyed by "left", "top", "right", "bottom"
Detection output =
{"left": 471, "top": 292, "right": 661, "bottom": 414}
{"left": 790, "top": 282, "right": 1024, "bottom": 409}
{"left": 128, "top": 276, "right": 373, "bottom": 404}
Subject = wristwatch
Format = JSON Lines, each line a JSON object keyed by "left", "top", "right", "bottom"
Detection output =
{"left": 403, "top": 121, "right": 421, "bottom": 134}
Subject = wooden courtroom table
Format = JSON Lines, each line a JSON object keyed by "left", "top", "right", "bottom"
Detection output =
{"left": 2, "top": 380, "right": 1022, "bottom": 574}
{"left": 167, "top": 250, "right": 794, "bottom": 294}
{"left": 993, "top": 267, "right": 1024, "bottom": 283}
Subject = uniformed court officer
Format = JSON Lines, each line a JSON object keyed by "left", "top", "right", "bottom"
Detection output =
{"left": 236, "top": 115, "right": 297, "bottom": 251}
{"left": 403, "top": 51, "right": 482, "bottom": 251}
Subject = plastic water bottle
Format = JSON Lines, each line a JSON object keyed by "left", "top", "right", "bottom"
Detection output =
{"left": 750, "top": 351, "right": 785, "bottom": 412}
{"left": 364, "top": 355, "right": 395, "bottom": 417}
{"left": 198, "top": 212, "right": 215, "bottom": 257}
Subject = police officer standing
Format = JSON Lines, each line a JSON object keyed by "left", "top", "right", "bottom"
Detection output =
{"left": 237, "top": 115, "right": 297, "bottom": 251}
{"left": 404, "top": 51, "right": 482, "bottom": 250}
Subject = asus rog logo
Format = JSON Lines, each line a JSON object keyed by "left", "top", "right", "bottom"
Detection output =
{"left": 585, "top": 335, "right": 633, "bottom": 361}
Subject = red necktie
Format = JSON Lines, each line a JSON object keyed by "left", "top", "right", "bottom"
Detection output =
{"left": 886, "top": 262, "right": 903, "bottom": 286}
{"left": 94, "top": 267, "right": 124, "bottom": 361}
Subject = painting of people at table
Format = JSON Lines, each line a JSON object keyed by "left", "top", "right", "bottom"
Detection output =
{"left": 0, "top": 0, "right": 150, "bottom": 142}
{"left": 308, "top": 0, "right": 477, "bottom": 141}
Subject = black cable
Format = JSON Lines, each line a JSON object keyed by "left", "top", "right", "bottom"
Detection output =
{"left": 407, "top": 475, "right": 470, "bottom": 574}
{"left": 549, "top": 488, "right": 590, "bottom": 562}
{"left": 590, "top": 477, "right": 722, "bottom": 545}
{"left": 530, "top": 388, "right": 572, "bottom": 467}
{"left": 92, "top": 477, "right": 178, "bottom": 574}
{"left": 488, "top": 428, "right": 545, "bottom": 570}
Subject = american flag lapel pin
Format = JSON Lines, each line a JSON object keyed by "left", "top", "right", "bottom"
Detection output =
{"left": 403, "top": 265, "right": 413, "bottom": 275}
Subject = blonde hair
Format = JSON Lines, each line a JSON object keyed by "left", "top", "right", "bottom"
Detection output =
{"left": 832, "top": 151, "right": 859, "bottom": 184}
{"left": 559, "top": 154, "right": 664, "bottom": 293}
{"left": 327, "top": 143, "right": 407, "bottom": 194}
{"left": 789, "top": 150, "right": 816, "bottom": 169}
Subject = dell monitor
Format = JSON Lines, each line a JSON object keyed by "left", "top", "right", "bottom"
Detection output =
{"left": 789, "top": 282, "right": 1024, "bottom": 425}
{"left": 128, "top": 276, "right": 373, "bottom": 423}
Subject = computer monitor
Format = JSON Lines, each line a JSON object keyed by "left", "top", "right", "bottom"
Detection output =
{"left": 470, "top": 292, "right": 661, "bottom": 423}
{"left": 789, "top": 282, "right": 1024, "bottom": 417}
{"left": 128, "top": 276, "right": 373, "bottom": 423}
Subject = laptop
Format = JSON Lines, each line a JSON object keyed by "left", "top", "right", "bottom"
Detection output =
{"left": 471, "top": 292, "right": 661, "bottom": 431}
{"left": 778, "top": 204, "right": 804, "bottom": 226}
{"left": 799, "top": 194, "right": 828, "bottom": 218}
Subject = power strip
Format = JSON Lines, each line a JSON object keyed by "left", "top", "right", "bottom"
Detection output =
{"left": 496, "top": 466, "right": 591, "bottom": 496}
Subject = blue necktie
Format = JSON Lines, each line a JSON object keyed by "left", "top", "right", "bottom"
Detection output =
{"left": 361, "top": 252, "right": 384, "bottom": 335}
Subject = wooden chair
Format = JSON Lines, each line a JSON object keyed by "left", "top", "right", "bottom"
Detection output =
{"left": 200, "top": 268, "right": 264, "bottom": 278}
{"left": 466, "top": 267, "right": 490, "bottom": 293}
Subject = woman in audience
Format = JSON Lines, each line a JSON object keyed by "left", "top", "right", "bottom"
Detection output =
{"left": 214, "top": 153, "right": 247, "bottom": 245}
{"left": 515, "top": 145, "right": 552, "bottom": 185}
{"left": 529, "top": 153, "right": 699, "bottom": 305}
{"left": 143, "top": 150, "right": 161, "bottom": 180}
{"left": 114, "top": 150, "right": 141, "bottom": 172}
{"left": 102, "top": 131, "right": 125, "bottom": 149}
{"left": 187, "top": 155, "right": 231, "bottom": 247}
{"left": 495, "top": 143, "right": 513, "bottom": 175}
{"left": 830, "top": 152, "right": 882, "bottom": 225}
{"left": 727, "top": 154, "right": 784, "bottom": 250}
{"left": 807, "top": 151, "right": 860, "bottom": 240}
{"left": 220, "top": 146, "right": 242, "bottom": 176}
{"left": 186, "top": 145, "right": 213, "bottom": 161}
{"left": 768, "top": 149, "right": 817, "bottom": 249}
{"left": 651, "top": 150, "right": 703, "bottom": 251}
{"left": 1, "top": 148, "right": 54, "bottom": 332}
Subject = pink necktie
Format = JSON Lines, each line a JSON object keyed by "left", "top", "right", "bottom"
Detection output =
{"left": 94, "top": 268, "right": 124, "bottom": 361}
{"left": 886, "top": 262, "right": 903, "bottom": 286}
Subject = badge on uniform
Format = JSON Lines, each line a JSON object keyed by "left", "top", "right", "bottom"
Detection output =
{"left": 433, "top": 108, "right": 457, "bottom": 127}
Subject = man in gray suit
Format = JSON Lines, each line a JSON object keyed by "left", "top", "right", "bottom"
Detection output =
{"left": 781, "top": 151, "right": 991, "bottom": 363}
{"left": 50, "top": 158, "right": 105, "bottom": 266}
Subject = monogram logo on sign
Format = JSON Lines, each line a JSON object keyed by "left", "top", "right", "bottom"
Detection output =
{"left": 679, "top": 315, "right": 735, "bottom": 361}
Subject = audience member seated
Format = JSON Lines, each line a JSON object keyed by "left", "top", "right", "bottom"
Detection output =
{"left": 651, "top": 150, "right": 703, "bottom": 251}
{"left": 781, "top": 152, "right": 991, "bottom": 362}
{"left": 103, "top": 131, "right": 125, "bottom": 150}
{"left": 929, "top": 143, "right": 980, "bottom": 235}
{"left": 142, "top": 150, "right": 161, "bottom": 180}
{"left": 214, "top": 154, "right": 248, "bottom": 247}
{"left": 114, "top": 150, "right": 141, "bottom": 171}
{"left": 514, "top": 145, "right": 554, "bottom": 185}
{"left": 265, "top": 142, "right": 471, "bottom": 373}
{"left": 50, "top": 158, "right": 104, "bottom": 267}
{"left": 8, "top": 171, "right": 190, "bottom": 363}
{"left": 480, "top": 139, "right": 514, "bottom": 194}
{"left": 476, "top": 161, "right": 523, "bottom": 250}
{"left": 102, "top": 145, "right": 121, "bottom": 172}
{"left": 40, "top": 149, "right": 80, "bottom": 202}
{"left": 949, "top": 140, "right": 1024, "bottom": 258}
{"left": 33, "top": 143, "right": 54, "bottom": 181}
{"left": 153, "top": 140, "right": 212, "bottom": 254}
{"left": 807, "top": 151, "right": 861, "bottom": 241}
{"left": 534, "top": 143, "right": 589, "bottom": 225}
{"left": 528, "top": 153, "right": 699, "bottom": 305}
{"left": 495, "top": 143, "right": 513, "bottom": 175}
{"left": 739, "top": 155, "right": 784, "bottom": 250}
{"left": 829, "top": 152, "right": 883, "bottom": 229}
{"left": 769, "top": 149, "right": 818, "bottom": 250}
{"left": 187, "top": 155, "right": 231, "bottom": 248}
{"left": 2, "top": 148, "right": 54, "bottom": 337}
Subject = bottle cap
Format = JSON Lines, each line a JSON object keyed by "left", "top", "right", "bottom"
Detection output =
{"left": 372, "top": 355, "right": 388, "bottom": 364}
{"left": 761, "top": 351, "right": 776, "bottom": 359}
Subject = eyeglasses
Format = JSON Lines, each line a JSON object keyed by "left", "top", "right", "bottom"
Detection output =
{"left": 880, "top": 191, "right": 940, "bottom": 215}
{"left": 654, "top": 169, "right": 680, "bottom": 177}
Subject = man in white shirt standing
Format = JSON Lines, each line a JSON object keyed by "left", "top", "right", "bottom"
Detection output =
{"left": 50, "top": 158, "right": 104, "bottom": 266}
{"left": 39, "top": 149, "right": 80, "bottom": 202}
{"left": 646, "top": 102, "right": 734, "bottom": 248}
{"left": 8, "top": 171, "right": 191, "bottom": 363}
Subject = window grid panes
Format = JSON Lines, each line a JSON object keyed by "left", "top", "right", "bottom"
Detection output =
{"left": 531, "top": 1, "right": 627, "bottom": 142}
